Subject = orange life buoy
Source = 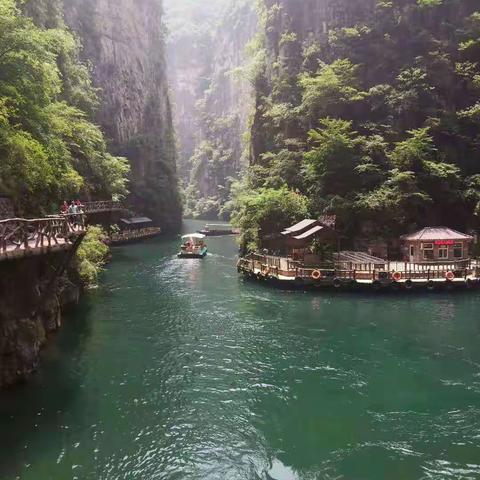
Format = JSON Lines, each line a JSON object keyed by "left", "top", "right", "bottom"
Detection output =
{"left": 392, "top": 271, "right": 402, "bottom": 282}
{"left": 445, "top": 271, "right": 455, "bottom": 281}
{"left": 311, "top": 270, "right": 322, "bottom": 281}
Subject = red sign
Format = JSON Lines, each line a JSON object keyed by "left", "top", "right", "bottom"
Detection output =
{"left": 434, "top": 240, "right": 455, "bottom": 246}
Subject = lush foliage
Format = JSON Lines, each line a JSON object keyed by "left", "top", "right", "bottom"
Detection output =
{"left": 238, "top": 0, "right": 480, "bottom": 247}
{"left": 0, "top": 0, "right": 129, "bottom": 216}
{"left": 75, "top": 225, "right": 109, "bottom": 286}
{"left": 230, "top": 185, "right": 308, "bottom": 251}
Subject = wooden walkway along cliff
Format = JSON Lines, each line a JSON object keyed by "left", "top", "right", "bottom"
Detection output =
{"left": 0, "top": 216, "right": 86, "bottom": 262}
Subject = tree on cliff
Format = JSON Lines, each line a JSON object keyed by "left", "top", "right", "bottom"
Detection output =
{"left": 234, "top": 0, "right": 480, "bottom": 244}
{"left": 0, "top": 0, "right": 129, "bottom": 216}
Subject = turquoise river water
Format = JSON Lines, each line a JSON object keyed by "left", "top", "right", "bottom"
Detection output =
{"left": 1, "top": 220, "right": 480, "bottom": 480}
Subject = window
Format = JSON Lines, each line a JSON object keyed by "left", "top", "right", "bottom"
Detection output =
{"left": 410, "top": 245, "right": 415, "bottom": 258}
{"left": 422, "top": 243, "right": 434, "bottom": 261}
{"left": 438, "top": 246, "right": 448, "bottom": 260}
{"left": 453, "top": 242, "right": 463, "bottom": 259}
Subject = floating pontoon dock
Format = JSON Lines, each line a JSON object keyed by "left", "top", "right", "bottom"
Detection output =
{"left": 237, "top": 253, "right": 480, "bottom": 291}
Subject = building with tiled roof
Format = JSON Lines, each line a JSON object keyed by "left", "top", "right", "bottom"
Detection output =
{"left": 401, "top": 227, "right": 473, "bottom": 263}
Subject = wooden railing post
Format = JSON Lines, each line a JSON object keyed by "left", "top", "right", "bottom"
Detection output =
{"left": 0, "top": 216, "right": 85, "bottom": 260}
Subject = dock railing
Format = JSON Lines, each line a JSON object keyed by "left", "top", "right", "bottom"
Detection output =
{"left": 108, "top": 227, "right": 162, "bottom": 244}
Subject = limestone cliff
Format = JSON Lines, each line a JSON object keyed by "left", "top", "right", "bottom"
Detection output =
{"left": 63, "top": 0, "right": 182, "bottom": 231}
{"left": 0, "top": 252, "right": 82, "bottom": 388}
{"left": 166, "top": 0, "right": 257, "bottom": 219}
{"left": 251, "top": 0, "right": 376, "bottom": 162}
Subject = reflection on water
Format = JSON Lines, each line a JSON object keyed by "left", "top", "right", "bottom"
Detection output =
{"left": 0, "top": 220, "right": 480, "bottom": 480}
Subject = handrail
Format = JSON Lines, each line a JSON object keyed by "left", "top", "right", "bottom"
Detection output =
{"left": 82, "top": 201, "right": 124, "bottom": 213}
{"left": 0, "top": 217, "right": 85, "bottom": 256}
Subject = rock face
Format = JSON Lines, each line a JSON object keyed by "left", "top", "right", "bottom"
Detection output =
{"left": 0, "top": 254, "right": 81, "bottom": 388}
{"left": 63, "top": 0, "right": 182, "bottom": 231}
{"left": 251, "top": 0, "right": 376, "bottom": 162}
{"left": 166, "top": 0, "right": 257, "bottom": 219}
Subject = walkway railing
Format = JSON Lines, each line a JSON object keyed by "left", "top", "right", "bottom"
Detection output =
{"left": 0, "top": 217, "right": 85, "bottom": 260}
{"left": 82, "top": 201, "right": 125, "bottom": 214}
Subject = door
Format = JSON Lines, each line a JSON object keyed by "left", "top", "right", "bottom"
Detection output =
{"left": 409, "top": 244, "right": 415, "bottom": 263}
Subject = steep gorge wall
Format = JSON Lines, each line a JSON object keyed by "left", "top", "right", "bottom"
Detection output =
{"left": 251, "top": 0, "right": 376, "bottom": 162}
{"left": 167, "top": 0, "right": 257, "bottom": 219}
{"left": 0, "top": 252, "right": 82, "bottom": 388}
{"left": 63, "top": 0, "right": 182, "bottom": 231}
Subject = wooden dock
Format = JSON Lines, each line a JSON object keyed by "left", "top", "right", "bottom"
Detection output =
{"left": 237, "top": 254, "right": 480, "bottom": 291}
{"left": 107, "top": 227, "right": 162, "bottom": 245}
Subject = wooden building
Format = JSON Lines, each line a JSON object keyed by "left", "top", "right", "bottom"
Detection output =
{"left": 280, "top": 219, "right": 337, "bottom": 265}
{"left": 401, "top": 227, "right": 473, "bottom": 263}
{"left": 119, "top": 217, "right": 153, "bottom": 231}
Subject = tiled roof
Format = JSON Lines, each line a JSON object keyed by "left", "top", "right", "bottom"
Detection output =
{"left": 401, "top": 227, "right": 473, "bottom": 241}
{"left": 282, "top": 219, "right": 318, "bottom": 235}
{"left": 293, "top": 225, "right": 324, "bottom": 240}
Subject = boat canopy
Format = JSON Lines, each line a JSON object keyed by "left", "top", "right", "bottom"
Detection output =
{"left": 182, "top": 233, "right": 206, "bottom": 240}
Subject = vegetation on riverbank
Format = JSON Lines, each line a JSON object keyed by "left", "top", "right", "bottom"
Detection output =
{"left": 0, "top": 0, "right": 129, "bottom": 216}
{"left": 75, "top": 226, "right": 109, "bottom": 286}
{"left": 232, "top": 0, "right": 480, "bottom": 251}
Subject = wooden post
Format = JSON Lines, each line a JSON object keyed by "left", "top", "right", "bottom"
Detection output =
{"left": 23, "top": 225, "right": 28, "bottom": 251}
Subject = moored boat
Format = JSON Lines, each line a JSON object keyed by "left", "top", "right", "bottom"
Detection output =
{"left": 178, "top": 233, "right": 208, "bottom": 258}
{"left": 198, "top": 224, "right": 240, "bottom": 236}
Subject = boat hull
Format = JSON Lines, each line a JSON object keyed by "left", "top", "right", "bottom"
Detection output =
{"left": 177, "top": 247, "right": 208, "bottom": 259}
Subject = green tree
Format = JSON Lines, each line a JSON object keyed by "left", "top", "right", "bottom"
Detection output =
{"left": 231, "top": 186, "right": 309, "bottom": 252}
{"left": 304, "top": 118, "right": 363, "bottom": 201}
{"left": 0, "top": 0, "right": 129, "bottom": 215}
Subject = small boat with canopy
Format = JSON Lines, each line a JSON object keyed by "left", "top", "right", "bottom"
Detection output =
{"left": 177, "top": 233, "right": 208, "bottom": 258}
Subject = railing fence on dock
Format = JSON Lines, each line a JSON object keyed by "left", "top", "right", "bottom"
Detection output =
{"left": 108, "top": 227, "right": 162, "bottom": 245}
{"left": 239, "top": 254, "right": 478, "bottom": 284}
